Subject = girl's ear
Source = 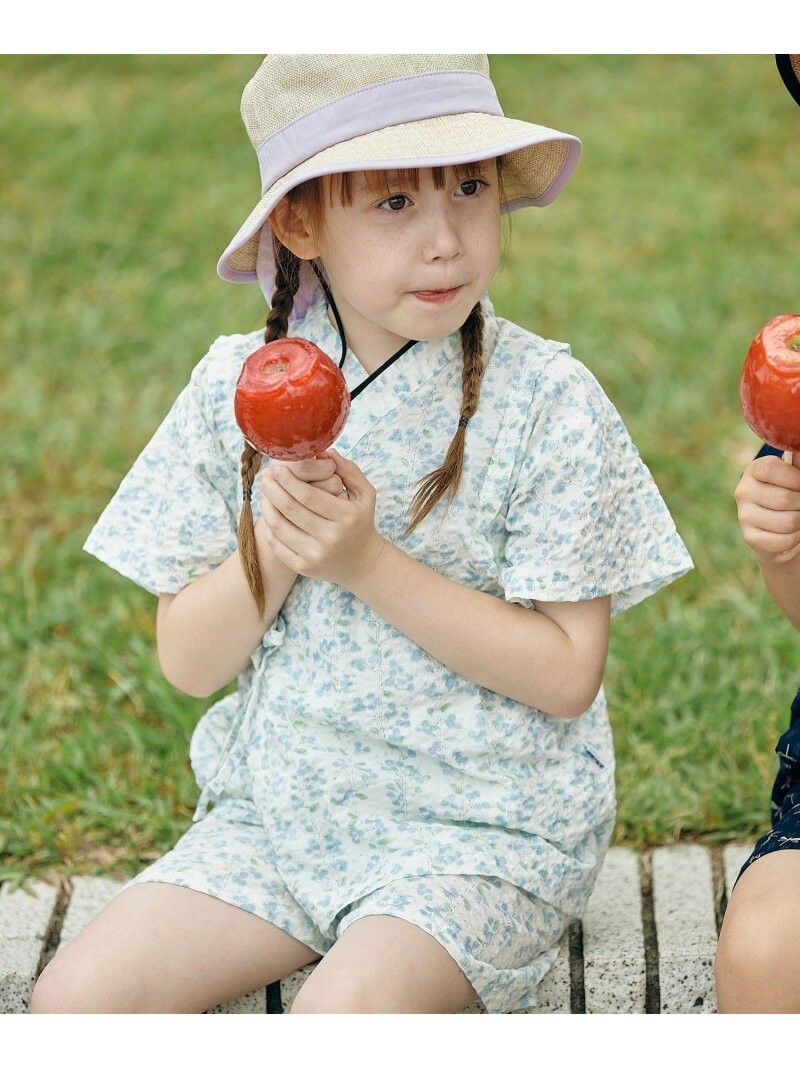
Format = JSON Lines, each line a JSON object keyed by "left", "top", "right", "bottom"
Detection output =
{"left": 268, "top": 197, "right": 321, "bottom": 260}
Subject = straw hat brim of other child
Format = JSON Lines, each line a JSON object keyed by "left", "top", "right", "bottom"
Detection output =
{"left": 776, "top": 55, "right": 800, "bottom": 108}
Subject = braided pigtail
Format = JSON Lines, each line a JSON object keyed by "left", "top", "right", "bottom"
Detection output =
{"left": 237, "top": 236, "right": 301, "bottom": 615}
{"left": 405, "top": 301, "right": 485, "bottom": 534}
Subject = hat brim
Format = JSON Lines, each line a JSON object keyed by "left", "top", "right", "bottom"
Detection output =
{"left": 777, "top": 55, "right": 800, "bottom": 108}
{"left": 218, "top": 112, "right": 581, "bottom": 283}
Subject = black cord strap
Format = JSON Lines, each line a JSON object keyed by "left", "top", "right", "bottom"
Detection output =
{"left": 311, "top": 262, "right": 347, "bottom": 368}
{"left": 349, "top": 340, "right": 417, "bottom": 401}
{"left": 311, "top": 260, "right": 418, "bottom": 400}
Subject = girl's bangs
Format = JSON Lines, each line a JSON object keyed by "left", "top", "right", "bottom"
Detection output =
{"left": 288, "top": 157, "right": 504, "bottom": 232}
{"left": 337, "top": 161, "right": 496, "bottom": 203}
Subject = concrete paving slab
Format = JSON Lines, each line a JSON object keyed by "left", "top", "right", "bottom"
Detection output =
{"left": 0, "top": 880, "right": 58, "bottom": 940}
{"left": 1, "top": 940, "right": 46, "bottom": 1013}
{"left": 583, "top": 846, "right": 645, "bottom": 1013}
{"left": 207, "top": 990, "right": 267, "bottom": 1013}
{"left": 652, "top": 844, "right": 717, "bottom": 1013}
{"left": 0, "top": 881, "right": 58, "bottom": 1014}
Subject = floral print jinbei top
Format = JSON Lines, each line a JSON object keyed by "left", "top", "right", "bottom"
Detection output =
{"left": 84, "top": 292, "right": 692, "bottom": 924}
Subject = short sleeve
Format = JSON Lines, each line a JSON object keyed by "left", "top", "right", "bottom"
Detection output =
{"left": 83, "top": 343, "right": 241, "bottom": 596}
{"left": 501, "top": 360, "right": 692, "bottom": 615}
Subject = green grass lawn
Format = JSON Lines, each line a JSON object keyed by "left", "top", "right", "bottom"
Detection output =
{"left": 2, "top": 55, "right": 799, "bottom": 886}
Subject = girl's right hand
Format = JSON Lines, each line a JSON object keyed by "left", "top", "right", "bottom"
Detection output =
{"left": 279, "top": 455, "right": 346, "bottom": 497}
{"left": 735, "top": 453, "right": 800, "bottom": 564}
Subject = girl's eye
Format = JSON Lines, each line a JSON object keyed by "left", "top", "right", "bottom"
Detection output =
{"left": 456, "top": 178, "right": 484, "bottom": 197}
{"left": 379, "top": 194, "right": 410, "bottom": 212}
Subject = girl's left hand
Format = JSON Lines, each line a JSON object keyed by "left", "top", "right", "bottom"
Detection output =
{"left": 259, "top": 449, "right": 386, "bottom": 588}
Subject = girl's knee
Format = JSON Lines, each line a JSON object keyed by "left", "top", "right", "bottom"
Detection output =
{"left": 718, "top": 858, "right": 800, "bottom": 979}
{"left": 31, "top": 949, "right": 153, "bottom": 1014}
{"left": 718, "top": 909, "right": 794, "bottom": 980}
{"left": 31, "top": 955, "right": 107, "bottom": 1014}
{"left": 291, "top": 972, "right": 387, "bottom": 1014}
{"left": 716, "top": 884, "right": 800, "bottom": 1011}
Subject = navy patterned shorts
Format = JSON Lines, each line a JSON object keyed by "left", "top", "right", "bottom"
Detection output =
{"left": 739, "top": 687, "right": 800, "bottom": 881}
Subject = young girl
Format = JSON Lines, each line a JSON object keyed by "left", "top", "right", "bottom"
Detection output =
{"left": 717, "top": 447, "right": 800, "bottom": 1012}
{"left": 715, "top": 55, "right": 800, "bottom": 1015}
{"left": 32, "top": 54, "right": 691, "bottom": 1015}
{"left": 713, "top": 446, "right": 798, "bottom": 1012}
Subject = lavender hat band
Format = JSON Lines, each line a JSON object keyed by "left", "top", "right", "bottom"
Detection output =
{"left": 256, "top": 70, "right": 504, "bottom": 194}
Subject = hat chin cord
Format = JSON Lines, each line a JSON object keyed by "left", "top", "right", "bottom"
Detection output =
{"left": 309, "top": 260, "right": 418, "bottom": 402}
{"left": 311, "top": 261, "right": 348, "bottom": 369}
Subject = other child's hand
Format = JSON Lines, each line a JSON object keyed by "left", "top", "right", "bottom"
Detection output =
{"left": 735, "top": 453, "right": 800, "bottom": 564}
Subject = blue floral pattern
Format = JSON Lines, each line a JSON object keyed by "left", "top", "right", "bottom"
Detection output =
{"left": 84, "top": 292, "right": 692, "bottom": 1011}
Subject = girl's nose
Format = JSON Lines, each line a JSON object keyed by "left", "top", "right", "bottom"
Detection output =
{"left": 423, "top": 209, "right": 462, "bottom": 262}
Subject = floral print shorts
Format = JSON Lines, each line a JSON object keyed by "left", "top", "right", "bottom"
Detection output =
{"left": 123, "top": 799, "right": 569, "bottom": 1014}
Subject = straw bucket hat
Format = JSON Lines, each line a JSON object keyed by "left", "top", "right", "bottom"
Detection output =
{"left": 217, "top": 54, "right": 581, "bottom": 316}
{"left": 777, "top": 55, "right": 800, "bottom": 107}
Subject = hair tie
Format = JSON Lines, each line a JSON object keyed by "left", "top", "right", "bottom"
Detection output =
{"left": 458, "top": 415, "right": 470, "bottom": 429}
{"left": 242, "top": 486, "right": 253, "bottom": 502}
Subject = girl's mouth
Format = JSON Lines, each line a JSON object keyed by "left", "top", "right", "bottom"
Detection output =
{"left": 411, "top": 287, "right": 462, "bottom": 304}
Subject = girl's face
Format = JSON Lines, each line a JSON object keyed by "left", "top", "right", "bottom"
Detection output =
{"left": 304, "top": 162, "right": 501, "bottom": 364}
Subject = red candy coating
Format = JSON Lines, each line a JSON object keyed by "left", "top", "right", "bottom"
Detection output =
{"left": 234, "top": 338, "right": 350, "bottom": 460}
{"left": 740, "top": 314, "right": 800, "bottom": 453}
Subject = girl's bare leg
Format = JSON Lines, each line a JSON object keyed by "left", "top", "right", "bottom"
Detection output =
{"left": 716, "top": 849, "right": 800, "bottom": 1012}
{"left": 31, "top": 882, "right": 321, "bottom": 1014}
{"left": 291, "top": 915, "right": 477, "bottom": 1014}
